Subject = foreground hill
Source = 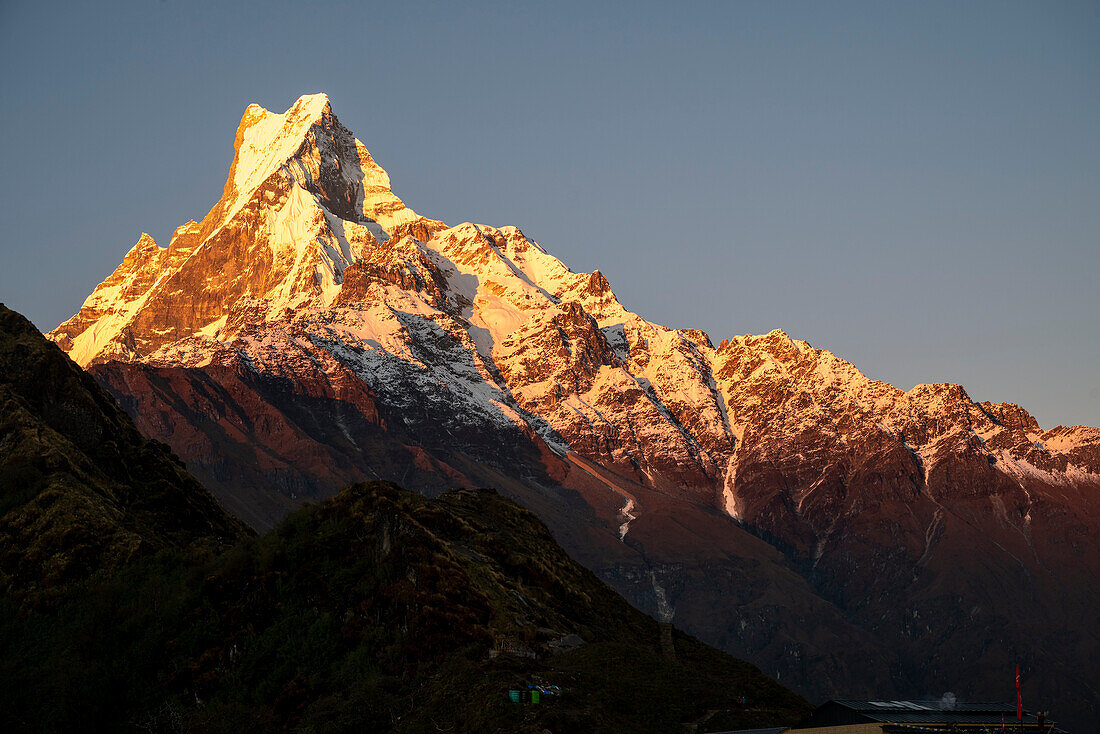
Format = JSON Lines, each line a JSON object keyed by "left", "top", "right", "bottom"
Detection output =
{"left": 46, "top": 94, "right": 1100, "bottom": 729}
{"left": 0, "top": 310, "right": 807, "bottom": 731}
{"left": 0, "top": 304, "right": 248, "bottom": 606}
{"left": 0, "top": 479, "right": 809, "bottom": 732}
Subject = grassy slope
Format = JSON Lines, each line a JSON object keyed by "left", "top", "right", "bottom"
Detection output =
{"left": 0, "top": 482, "right": 810, "bottom": 733}
{"left": 0, "top": 303, "right": 248, "bottom": 606}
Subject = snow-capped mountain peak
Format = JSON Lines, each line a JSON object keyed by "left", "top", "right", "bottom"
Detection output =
{"left": 49, "top": 95, "right": 438, "bottom": 365}
{"left": 49, "top": 95, "right": 1099, "bottom": 503}
{"left": 46, "top": 94, "right": 1100, "bottom": 729}
{"left": 230, "top": 93, "right": 333, "bottom": 200}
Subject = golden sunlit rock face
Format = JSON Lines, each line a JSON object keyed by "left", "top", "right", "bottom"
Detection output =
{"left": 50, "top": 94, "right": 1100, "bottom": 728}
{"left": 50, "top": 94, "right": 437, "bottom": 368}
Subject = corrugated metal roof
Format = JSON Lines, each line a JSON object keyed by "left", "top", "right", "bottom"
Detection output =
{"left": 808, "top": 700, "right": 1063, "bottom": 731}
{"left": 864, "top": 710, "right": 1040, "bottom": 724}
{"left": 832, "top": 699, "right": 1022, "bottom": 714}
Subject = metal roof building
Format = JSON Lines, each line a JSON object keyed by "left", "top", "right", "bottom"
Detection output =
{"left": 792, "top": 699, "right": 1064, "bottom": 732}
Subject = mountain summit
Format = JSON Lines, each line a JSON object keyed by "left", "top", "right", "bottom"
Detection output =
{"left": 47, "top": 95, "right": 1100, "bottom": 730}
{"left": 50, "top": 93, "right": 434, "bottom": 366}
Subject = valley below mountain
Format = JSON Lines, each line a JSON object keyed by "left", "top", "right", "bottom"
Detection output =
{"left": 44, "top": 94, "right": 1100, "bottom": 731}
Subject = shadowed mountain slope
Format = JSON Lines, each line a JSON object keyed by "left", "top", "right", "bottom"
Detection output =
{"left": 0, "top": 479, "right": 810, "bottom": 733}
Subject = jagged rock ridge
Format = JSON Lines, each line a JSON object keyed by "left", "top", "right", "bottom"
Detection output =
{"left": 47, "top": 94, "right": 1100, "bottom": 730}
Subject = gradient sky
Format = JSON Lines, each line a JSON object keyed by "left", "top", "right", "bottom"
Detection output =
{"left": 1, "top": 1, "right": 1097, "bottom": 428}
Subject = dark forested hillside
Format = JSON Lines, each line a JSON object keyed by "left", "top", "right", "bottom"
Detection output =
{"left": 0, "top": 303, "right": 807, "bottom": 732}
{"left": 0, "top": 303, "right": 248, "bottom": 606}
{"left": 0, "top": 481, "right": 809, "bottom": 733}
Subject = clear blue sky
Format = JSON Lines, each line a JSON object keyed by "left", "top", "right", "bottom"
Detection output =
{"left": 1, "top": 1, "right": 1097, "bottom": 428}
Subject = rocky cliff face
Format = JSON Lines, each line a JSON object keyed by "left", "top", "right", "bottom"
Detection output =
{"left": 48, "top": 94, "right": 1099, "bottom": 729}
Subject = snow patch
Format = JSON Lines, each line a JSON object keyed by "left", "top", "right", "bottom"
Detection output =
{"left": 617, "top": 498, "right": 636, "bottom": 541}
{"left": 721, "top": 457, "right": 741, "bottom": 520}
{"left": 648, "top": 569, "right": 675, "bottom": 623}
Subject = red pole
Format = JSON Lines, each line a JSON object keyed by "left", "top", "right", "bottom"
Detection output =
{"left": 1016, "top": 663, "right": 1023, "bottom": 722}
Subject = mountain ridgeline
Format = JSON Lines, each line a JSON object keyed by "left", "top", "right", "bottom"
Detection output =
{"left": 0, "top": 306, "right": 808, "bottom": 732}
{"left": 41, "top": 94, "right": 1100, "bottom": 730}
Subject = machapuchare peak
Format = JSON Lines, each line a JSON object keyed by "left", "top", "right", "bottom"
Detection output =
{"left": 42, "top": 93, "right": 1100, "bottom": 729}
{"left": 49, "top": 93, "right": 436, "bottom": 365}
